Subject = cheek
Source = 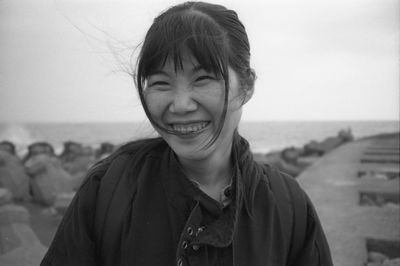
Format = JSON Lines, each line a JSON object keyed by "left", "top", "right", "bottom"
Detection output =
{"left": 197, "top": 94, "right": 224, "bottom": 119}
{"left": 144, "top": 93, "right": 169, "bottom": 120}
{"left": 196, "top": 85, "right": 225, "bottom": 110}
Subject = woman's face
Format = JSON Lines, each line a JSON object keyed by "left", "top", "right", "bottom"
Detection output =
{"left": 144, "top": 53, "right": 247, "bottom": 161}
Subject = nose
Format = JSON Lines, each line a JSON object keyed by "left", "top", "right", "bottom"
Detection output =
{"left": 168, "top": 88, "right": 197, "bottom": 114}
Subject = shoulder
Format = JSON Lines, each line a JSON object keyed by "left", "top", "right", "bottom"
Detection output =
{"left": 101, "top": 137, "right": 167, "bottom": 162}
{"left": 85, "top": 137, "right": 167, "bottom": 181}
{"left": 254, "top": 163, "right": 332, "bottom": 264}
{"left": 258, "top": 163, "right": 306, "bottom": 204}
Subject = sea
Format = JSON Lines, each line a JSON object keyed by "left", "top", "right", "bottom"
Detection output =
{"left": 0, "top": 121, "right": 398, "bottom": 157}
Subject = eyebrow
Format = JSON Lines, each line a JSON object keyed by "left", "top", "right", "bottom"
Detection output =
{"left": 147, "top": 70, "right": 169, "bottom": 77}
{"left": 190, "top": 65, "right": 206, "bottom": 74}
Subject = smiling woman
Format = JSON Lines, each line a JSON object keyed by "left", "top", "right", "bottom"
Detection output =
{"left": 41, "top": 2, "right": 333, "bottom": 266}
{"left": 144, "top": 54, "right": 246, "bottom": 163}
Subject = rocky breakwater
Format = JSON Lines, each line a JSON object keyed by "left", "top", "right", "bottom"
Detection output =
{"left": 253, "top": 128, "right": 354, "bottom": 177}
{"left": 0, "top": 187, "right": 47, "bottom": 265}
{"left": 0, "top": 140, "right": 116, "bottom": 264}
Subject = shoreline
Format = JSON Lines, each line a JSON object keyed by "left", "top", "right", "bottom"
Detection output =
{"left": 1, "top": 120, "right": 398, "bottom": 159}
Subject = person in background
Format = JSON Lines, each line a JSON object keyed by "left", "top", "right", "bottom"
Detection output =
{"left": 41, "top": 1, "right": 333, "bottom": 265}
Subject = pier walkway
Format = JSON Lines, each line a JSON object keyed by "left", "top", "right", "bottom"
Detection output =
{"left": 297, "top": 134, "right": 399, "bottom": 266}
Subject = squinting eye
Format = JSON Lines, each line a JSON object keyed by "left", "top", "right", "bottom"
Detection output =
{"left": 150, "top": 81, "right": 169, "bottom": 86}
{"left": 196, "top": 75, "right": 214, "bottom": 82}
{"left": 146, "top": 81, "right": 171, "bottom": 92}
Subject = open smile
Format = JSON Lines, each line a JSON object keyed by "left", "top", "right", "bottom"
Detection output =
{"left": 168, "top": 121, "right": 210, "bottom": 135}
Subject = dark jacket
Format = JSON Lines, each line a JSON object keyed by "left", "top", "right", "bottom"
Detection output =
{"left": 41, "top": 138, "right": 332, "bottom": 266}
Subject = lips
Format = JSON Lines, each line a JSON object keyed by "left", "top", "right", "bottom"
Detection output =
{"left": 169, "top": 121, "right": 209, "bottom": 134}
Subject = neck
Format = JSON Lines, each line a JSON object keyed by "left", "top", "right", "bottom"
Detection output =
{"left": 178, "top": 143, "right": 233, "bottom": 188}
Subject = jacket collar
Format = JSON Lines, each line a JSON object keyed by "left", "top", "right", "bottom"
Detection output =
{"left": 160, "top": 144, "right": 243, "bottom": 212}
{"left": 158, "top": 144, "right": 244, "bottom": 247}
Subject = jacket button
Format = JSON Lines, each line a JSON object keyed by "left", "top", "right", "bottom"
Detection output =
{"left": 182, "top": 241, "right": 188, "bottom": 249}
{"left": 192, "top": 244, "right": 200, "bottom": 251}
{"left": 187, "top": 227, "right": 194, "bottom": 236}
{"left": 177, "top": 258, "right": 183, "bottom": 266}
{"left": 196, "top": 226, "right": 205, "bottom": 236}
{"left": 224, "top": 187, "right": 232, "bottom": 197}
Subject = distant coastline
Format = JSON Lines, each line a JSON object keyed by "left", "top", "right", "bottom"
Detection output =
{"left": 0, "top": 120, "right": 398, "bottom": 157}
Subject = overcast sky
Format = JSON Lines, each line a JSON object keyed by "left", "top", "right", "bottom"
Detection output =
{"left": 0, "top": 0, "right": 398, "bottom": 122}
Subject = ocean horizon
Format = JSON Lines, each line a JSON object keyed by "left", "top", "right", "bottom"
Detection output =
{"left": 0, "top": 120, "right": 398, "bottom": 156}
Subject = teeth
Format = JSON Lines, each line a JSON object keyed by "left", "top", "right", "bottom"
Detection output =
{"left": 172, "top": 122, "right": 208, "bottom": 134}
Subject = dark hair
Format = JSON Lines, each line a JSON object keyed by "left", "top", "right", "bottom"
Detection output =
{"left": 135, "top": 1, "right": 255, "bottom": 147}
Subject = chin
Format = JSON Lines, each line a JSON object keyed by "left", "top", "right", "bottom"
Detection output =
{"left": 160, "top": 129, "right": 212, "bottom": 159}
{"left": 165, "top": 137, "right": 212, "bottom": 161}
{"left": 170, "top": 142, "right": 208, "bottom": 160}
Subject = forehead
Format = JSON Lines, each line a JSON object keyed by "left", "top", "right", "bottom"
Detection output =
{"left": 144, "top": 39, "right": 228, "bottom": 78}
{"left": 149, "top": 50, "right": 203, "bottom": 76}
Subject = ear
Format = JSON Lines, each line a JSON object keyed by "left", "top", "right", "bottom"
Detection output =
{"left": 241, "top": 85, "right": 254, "bottom": 105}
{"left": 241, "top": 68, "right": 256, "bottom": 105}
